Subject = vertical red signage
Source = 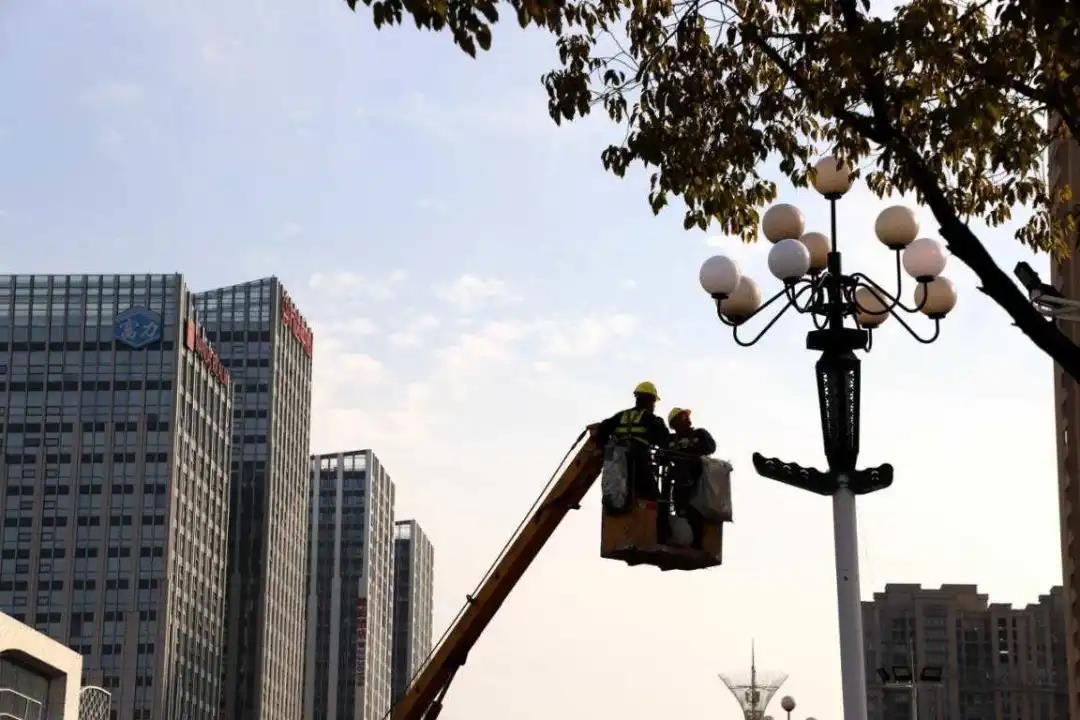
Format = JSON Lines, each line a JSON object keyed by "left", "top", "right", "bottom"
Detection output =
{"left": 281, "top": 293, "right": 314, "bottom": 357}
{"left": 185, "top": 319, "right": 231, "bottom": 386}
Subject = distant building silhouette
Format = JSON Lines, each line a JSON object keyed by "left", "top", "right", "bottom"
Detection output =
{"left": 391, "top": 519, "right": 434, "bottom": 704}
{"left": 862, "top": 584, "right": 1068, "bottom": 720}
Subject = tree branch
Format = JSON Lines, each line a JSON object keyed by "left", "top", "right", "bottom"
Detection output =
{"left": 831, "top": 0, "right": 1080, "bottom": 380}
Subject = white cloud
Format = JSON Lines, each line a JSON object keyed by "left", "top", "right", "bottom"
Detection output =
{"left": 338, "top": 352, "right": 385, "bottom": 384}
{"left": 389, "top": 315, "right": 439, "bottom": 348}
{"left": 81, "top": 81, "right": 144, "bottom": 108}
{"left": 308, "top": 269, "right": 408, "bottom": 301}
{"left": 439, "top": 275, "right": 517, "bottom": 312}
{"left": 706, "top": 235, "right": 728, "bottom": 247}
{"left": 280, "top": 222, "right": 304, "bottom": 241}
{"left": 315, "top": 317, "right": 379, "bottom": 337}
{"left": 437, "top": 320, "right": 529, "bottom": 368}
{"left": 415, "top": 195, "right": 449, "bottom": 214}
{"left": 538, "top": 313, "right": 639, "bottom": 358}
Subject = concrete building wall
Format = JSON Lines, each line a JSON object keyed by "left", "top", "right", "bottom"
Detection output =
{"left": 1050, "top": 126, "right": 1080, "bottom": 720}
{"left": 1, "top": 591, "right": 83, "bottom": 718}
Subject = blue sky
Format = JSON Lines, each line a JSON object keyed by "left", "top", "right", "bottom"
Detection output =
{"left": 0, "top": 2, "right": 1066, "bottom": 718}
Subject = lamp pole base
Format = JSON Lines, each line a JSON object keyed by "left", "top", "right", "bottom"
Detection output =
{"left": 833, "top": 484, "right": 868, "bottom": 720}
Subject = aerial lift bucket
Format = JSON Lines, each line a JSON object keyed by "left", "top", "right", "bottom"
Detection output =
{"left": 600, "top": 500, "right": 724, "bottom": 571}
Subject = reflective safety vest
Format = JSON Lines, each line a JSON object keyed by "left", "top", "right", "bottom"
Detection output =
{"left": 613, "top": 410, "right": 652, "bottom": 446}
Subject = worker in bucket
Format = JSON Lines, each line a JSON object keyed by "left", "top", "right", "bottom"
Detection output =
{"left": 667, "top": 407, "right": 716, "bottom": 548}
{"left": 590, "top": 381, "right": 669, "bottom": 501}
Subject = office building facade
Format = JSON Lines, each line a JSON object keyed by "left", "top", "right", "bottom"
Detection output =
{"left": 391, "top": 520, "right": 434, "bottom": 704}
{"left": 193, "top": 278, "right": 313, "bottom": 720}
{"left": 0, "top": 274, "right": 233, "bottom": 720}
{"left": 863, "top": 584, "right": 1068, "bottom": 720}
{"left": 305, "top": 450, "right": 396, "bottom": 720}
{"left": 1050, "top": 125, "right": 1080, "bottom": 719}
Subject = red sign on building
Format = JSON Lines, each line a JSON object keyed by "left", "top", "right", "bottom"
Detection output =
{"left": 281, "top": 293, "right": 314, "bottom": 357}
{"left": 185, "top": 320, "right": 231, "bottom": 386}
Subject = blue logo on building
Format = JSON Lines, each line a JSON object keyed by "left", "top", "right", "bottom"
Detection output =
{"left": 114, "top": 307, "right": 163, "bottom": 349}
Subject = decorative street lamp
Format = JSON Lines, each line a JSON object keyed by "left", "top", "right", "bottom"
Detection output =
{"left": 699, "top": 156, "right": 957, "bottom": 720}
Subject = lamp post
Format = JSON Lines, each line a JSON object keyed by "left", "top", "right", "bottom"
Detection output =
{"left": 699, "top": 157, "right": 957, "bottom": 720}
{"left": 781, "top": 695, "right": 796, "bottom": 720}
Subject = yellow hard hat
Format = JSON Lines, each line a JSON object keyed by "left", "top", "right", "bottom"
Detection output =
{"left": 634, "top": 381, "right": 660, "bottom": 400}
{"left": 668, "top": 407, "right": 690, "bottom": 424}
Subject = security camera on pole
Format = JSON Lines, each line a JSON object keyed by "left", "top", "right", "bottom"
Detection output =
{"left": 699, "top": 157, "right": 956, "bottom": 720}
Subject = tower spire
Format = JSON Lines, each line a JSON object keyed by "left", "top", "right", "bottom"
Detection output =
{"left": 751, "top": 640, "right": 757, "bottom": 692}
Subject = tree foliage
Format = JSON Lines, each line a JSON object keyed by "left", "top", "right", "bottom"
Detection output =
{"left": 346, "top": 0, "right": 1080, "bottom": 379}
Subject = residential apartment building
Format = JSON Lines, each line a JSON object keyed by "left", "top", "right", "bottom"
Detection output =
{"left": 863, "top": 584, "right": 1068, "bottom": 720}
{"left": 193, "top": 278, "right": 313, "bottom": 720}
{"left": 305, "top": 450, "right": 395, "bottom": 720}
{"left": 391, "top": 519, "right": 434, "bottom": 704}
{"left": 0, "top": 274, "right": 232, "bottom": 720}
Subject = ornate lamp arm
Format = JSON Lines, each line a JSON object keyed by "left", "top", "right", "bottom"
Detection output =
{"left": 885, "top": 307, "right": 942, "bottom": 344}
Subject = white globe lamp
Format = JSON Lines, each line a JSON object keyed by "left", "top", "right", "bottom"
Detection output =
{"left": 699, "top": 255, "right": 741, "bottom": 298}
{"left": 768, "top": 238, "right": 811, "bottom": 282}
{"left": 762, "top": 203, "right": 806, "bottom": 243}
{"left": 875, "top": 205, "right": 919, "bottom": 249}
{"left": 855, "top": 287, "right": 890, "bottom": 328}
{"left": 812, "top": 155, "right": 854, "bottom": 196}
{"left": 719, "top": 276, "right": 762, "bottom": 322}
{"left": 799, "top": 232, "right": 830, "bottom": 273}
{"left": 902, "top": 237, "right": 947, "bottom": 280}
{"left": 915, "top": 276, "right": 958, "bottom": 318}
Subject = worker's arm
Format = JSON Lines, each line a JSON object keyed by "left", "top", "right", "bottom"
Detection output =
{"left": 695, "top": 428, "right": 717, "bottom": 456}
{"left": 591, "top": 411, "right": 622, "bottom": 444}
{"left": 648, "top": 416, "right": 671, "bottom": 447}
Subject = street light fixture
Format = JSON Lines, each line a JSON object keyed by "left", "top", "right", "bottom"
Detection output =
{"left": 780, "top": 695, "right": 796, "bottom": 720}
{"left": 874, "top": 661, "right": 945, "bottom": 720}
{"left": 699, "top": 155, "right": 957, "bottom": 720}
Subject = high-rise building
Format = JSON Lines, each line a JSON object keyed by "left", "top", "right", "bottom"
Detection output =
{"left": 1049, "top": 126, "right": 1080, "bottom": 718}
{"left": 862, "top": 584, "right": 1069, "bottom": 720}
{"left": 391, "top": 519, "right": 434, "bottom": 704}
{"left": 0, "top": 274, "right": 233, "bottom": 720}
{"left": 305, "top": 450, "right": 396, "bottom": 720}
{"left": 193, "top": 278, "right": 314, "bottom": 720}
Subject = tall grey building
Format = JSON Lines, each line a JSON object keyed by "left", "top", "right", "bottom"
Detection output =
{"left": 863, "top": 584, "right": 1068, "bottom": 720}
{"left": 305, "top": 450, "right": 396, "bottom": 720}
{"left": 0, "top": 274, "right": 233, "bottom": 720}
{"left": 391, "top": 519, "right": 434, "bottom": 704}
{"left": 193, "top": 278, "right": 313, "bottom": 720}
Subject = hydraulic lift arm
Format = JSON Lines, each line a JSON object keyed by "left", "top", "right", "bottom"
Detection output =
{"left": 390, "top": 437, "right": 605, "bottom": 720}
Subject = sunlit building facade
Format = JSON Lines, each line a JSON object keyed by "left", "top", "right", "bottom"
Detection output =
{"left": 391, "top": 520, "right": 434, "bottom": 704}
{"left": 305, "top": 449, "right": 395, "bottom": 720}
{"left": 193, "top": 278, "right": 314, "bottom": 720}
{"left": 0, "top": 274, "right": 232, "bottom": 719}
